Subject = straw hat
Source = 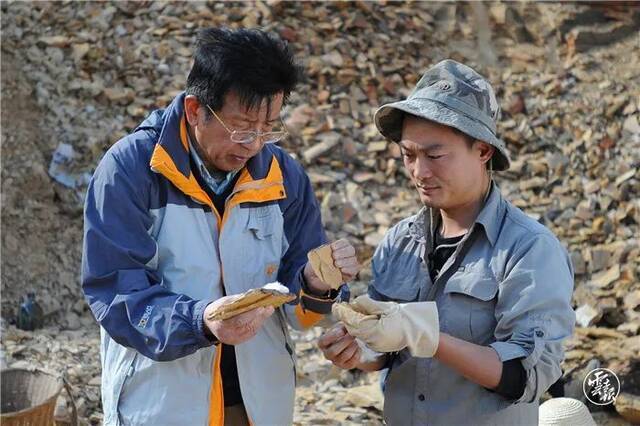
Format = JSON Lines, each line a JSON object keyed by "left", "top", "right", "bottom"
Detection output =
{"left": 539, "top": 398, "right": 596, "bottom": 426}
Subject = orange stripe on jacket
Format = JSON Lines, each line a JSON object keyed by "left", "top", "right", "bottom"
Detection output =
{"left": 208, "top": 346, "right": 224, "bottom": 426}
{"left": 149, "top": 144, "right": 223, "bottom": 225}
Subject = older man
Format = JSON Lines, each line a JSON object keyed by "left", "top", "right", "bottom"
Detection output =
{"left": 82, "top": 28, "right": 358, "bottom": 425}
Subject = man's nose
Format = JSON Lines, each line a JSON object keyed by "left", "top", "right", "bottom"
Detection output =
{"left": 414, "top": 157, "right": 434, "bottom": 180}
{"left": 241, "top": 136, "right": 265, "bottom": 151}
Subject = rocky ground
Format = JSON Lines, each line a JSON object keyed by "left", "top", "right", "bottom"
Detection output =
{"left": 1, "top": 1, "right": 639, "bottom": 425}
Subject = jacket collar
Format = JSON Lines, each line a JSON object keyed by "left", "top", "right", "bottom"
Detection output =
{"left": 146, "top": 92, "right": 286, "bottom": 218}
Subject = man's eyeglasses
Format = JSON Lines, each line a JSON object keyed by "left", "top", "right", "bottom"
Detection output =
{"left": 206, "top": 104, "right": 287, "bottom": 145}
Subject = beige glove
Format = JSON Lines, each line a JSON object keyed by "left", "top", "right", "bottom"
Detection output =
{"left": 332, "top": 295, "right": 440, "bottom": 358}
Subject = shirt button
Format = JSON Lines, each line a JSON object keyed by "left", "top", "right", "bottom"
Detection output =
{"left": 536, "top": 330, "right": 544, "bottom": 337}
{"left": 418, "top": 394, "right": 425, "bottom": 401}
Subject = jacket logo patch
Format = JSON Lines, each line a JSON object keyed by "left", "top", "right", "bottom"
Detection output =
{"left": 266, "top": 263, "right": 278, "bottom": 277}
{"left": 138, "top": 305, "right": 154, "bottom": 328}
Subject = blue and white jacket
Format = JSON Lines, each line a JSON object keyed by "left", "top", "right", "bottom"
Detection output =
{"left": 82, "top": 92, "right": 331, "bottom": 425}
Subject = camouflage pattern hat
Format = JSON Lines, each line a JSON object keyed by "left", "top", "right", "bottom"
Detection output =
{"left": 374, "top": 59, "right": 511, "bottom": 171}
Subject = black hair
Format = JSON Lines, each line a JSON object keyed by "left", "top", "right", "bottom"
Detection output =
{"left": 186, "top": 28, "right": 301, "bottom": 116}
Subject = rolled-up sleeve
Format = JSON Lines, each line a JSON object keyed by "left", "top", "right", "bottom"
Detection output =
{"left": 489, "top": 233, "right": 575, "bottom": 403}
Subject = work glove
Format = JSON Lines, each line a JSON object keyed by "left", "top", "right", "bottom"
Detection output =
{"left": 332, "top": 295, "right": 440, "bottom": 358}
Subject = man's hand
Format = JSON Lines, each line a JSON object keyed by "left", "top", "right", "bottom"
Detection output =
{"left": 330, "top": 238, "right": 360, "bottom": 281}
{"left": 203, "top": 295, "right": 274, "bottom": 345}
{"left": 305, "top": 239, "right": 360, "bottom": 293}
{"left": 318, "top": 324, "right": 361, "bottom": 370}
{"left": 332, "top": 295, "right": 440, "bottom": 358}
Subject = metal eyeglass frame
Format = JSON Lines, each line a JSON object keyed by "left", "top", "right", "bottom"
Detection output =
{"left": 206, "top": 104, "right": 287, "bottom": 145}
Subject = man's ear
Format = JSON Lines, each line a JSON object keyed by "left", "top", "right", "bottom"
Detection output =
{"left": 184, "top": 95, "right": 201, "bottom": 127}
{"left": 477, "top": 141, "right": 495, "bottom": 165}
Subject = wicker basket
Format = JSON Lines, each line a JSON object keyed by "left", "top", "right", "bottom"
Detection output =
{"left": 1, "top": 369, "right": 75, "bottom": 426}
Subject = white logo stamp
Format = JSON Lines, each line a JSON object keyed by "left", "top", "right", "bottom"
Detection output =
{"left": 583, "top": 368, "right": 620, "bottom": 405}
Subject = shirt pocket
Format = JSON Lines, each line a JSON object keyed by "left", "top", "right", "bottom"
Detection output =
{"left": 442, "top": 274, "right": 499, "bottom": 344}
{"left": 370, "top": 264, "right": 424, "bottom": 302}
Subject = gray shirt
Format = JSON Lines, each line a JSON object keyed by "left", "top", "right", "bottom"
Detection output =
{"left": 369, "top": 184, "right": 575, "bottom": 426}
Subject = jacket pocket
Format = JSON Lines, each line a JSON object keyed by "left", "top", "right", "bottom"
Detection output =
{"left": 443, "top": 274, "right": 499, "bottom": 344}
{"left": 247, "top": 206, "right": 275, "bottom": 240}
{"left": 242, "top": 207, "right": 282, "bottom": 289}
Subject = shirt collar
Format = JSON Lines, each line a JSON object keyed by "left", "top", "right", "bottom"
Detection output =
{"left": 187, "top": 133, "right": 238, "bottom": 196}
{"left": 408, "top": 181, "right": 505, "bottom": 247}
{"left": 474, "top": 182, "right": 505, "bottom": 247}
{"left": 407, "top": 206, "right": 428, "bottom": 244}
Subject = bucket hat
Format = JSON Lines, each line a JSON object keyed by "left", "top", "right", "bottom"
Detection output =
{"left": 374, "top": 59, "right": 510, "bottom": 171}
